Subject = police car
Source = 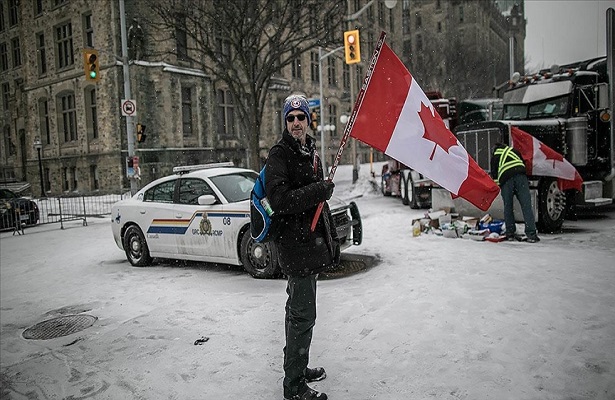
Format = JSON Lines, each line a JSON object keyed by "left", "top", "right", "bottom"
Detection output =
{"left": 111, "top": 163, "right": 362, "bottom": 279}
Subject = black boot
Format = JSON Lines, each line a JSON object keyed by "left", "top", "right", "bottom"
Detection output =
{"left": 285, "top": 384, "right": 327, "bottom": 400}
{"left": 305, "top": 367, "right": 326, "bottom": 382}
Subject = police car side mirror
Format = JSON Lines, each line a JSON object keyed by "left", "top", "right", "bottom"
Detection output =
{"left": 198, "top": 195, "right": 217, "bottom": 205}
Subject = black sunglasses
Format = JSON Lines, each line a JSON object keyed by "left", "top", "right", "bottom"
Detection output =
{"left": 286, "top": 114, "right": 307, "bottom": 123}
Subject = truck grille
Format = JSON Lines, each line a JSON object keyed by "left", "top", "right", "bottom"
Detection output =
{"left": 456, "top": 127, "right": 504, "bottom": 171}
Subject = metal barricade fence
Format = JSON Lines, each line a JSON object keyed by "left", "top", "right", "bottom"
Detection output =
{"left": 1, "top": 192, "right": 131, "bottom": 234}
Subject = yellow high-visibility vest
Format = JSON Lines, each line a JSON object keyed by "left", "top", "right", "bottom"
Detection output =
{"left": 494, "top": 146, "right": 525, "bottom": 184}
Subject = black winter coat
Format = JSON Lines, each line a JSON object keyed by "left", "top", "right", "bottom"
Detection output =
{"left": 265, "top": 130, "right": 337, "bottom": 277}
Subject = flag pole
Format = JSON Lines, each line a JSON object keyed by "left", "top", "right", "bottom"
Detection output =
{"left": 310, "top": 31, "right": 388, "bottom": 232}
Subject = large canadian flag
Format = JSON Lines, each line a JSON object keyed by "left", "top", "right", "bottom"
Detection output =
{"left": 510, "top": 126, "right": 583, "bottom": 192}
{"left": 349, "top": 38, "right": 500, "bottom": 211}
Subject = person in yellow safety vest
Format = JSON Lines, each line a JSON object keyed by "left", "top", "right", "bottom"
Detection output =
{"left": 490, "top": 143, "right": 540, "bottom": 243}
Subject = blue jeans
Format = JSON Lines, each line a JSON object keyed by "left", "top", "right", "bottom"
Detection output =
{"left": 283, "top": 274, "right": 318, "bottom": 395}
{"left": 500, "top": 174, "right": 537, "bottom": 238}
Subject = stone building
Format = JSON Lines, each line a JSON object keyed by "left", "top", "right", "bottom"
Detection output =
{"left": 0, "top": 0, "right": 524, "bottom": 196}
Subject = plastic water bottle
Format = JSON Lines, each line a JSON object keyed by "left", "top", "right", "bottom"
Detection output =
{"left": 412, "top": 220, "right": 421, "bottom": 237}
{"left": 261, "top": 197, "right": 274, "bottom": 216}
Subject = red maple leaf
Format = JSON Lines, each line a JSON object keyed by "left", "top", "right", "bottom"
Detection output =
{"left": 418, "top": 102, "right": 458, "bottom": 160}
{"left": 539, "top": 142, "right": 564, "bottom": 168}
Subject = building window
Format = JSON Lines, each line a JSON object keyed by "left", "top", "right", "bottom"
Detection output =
{"left": 11, "top": 37, "right": 20, "bottom": 67}
{"left": 436, "top": 0, "right": 441, "bottom": 9}
{"left": 378, "top": 2, "right": 385, "bottom": 25}
{"left": 85, "top": 87, "right": 98, "bottom": 139}
{"left": 328, "top": 103, "right": 337, "bottom": 137}
{"left": 367, "top": 31, "right": 374, "bottom": 57}
{"left": 366, "top": 2, "right": 374, "bottom": 22}
{"left": 437, "top": 21, "right": 442, "bottom": 33}
{"left": 310, "top": 51, "right": 318, "bottom": 83}
{"left": 2, "top": 82, "right": 9, "bottom": 111}
{"left": 402, "top": 12, "right": 410, "bottom": 34}
{"left": 416, "top": 12, "right": 422, "bottom": 29}
{"left": 83, "top": 13, "right": 93, "bottom": 47}
{"left": 90, "top": 165, "right": 99, "bottom": 190}
{"left": 176, "top": 27, "right": 187, "bottom": 60}
{"left": 216, "top": 89, "right": 235, "bottom": 138}
{"left": 56, "top": 22, "right": 74, "bottom": 69}
{"left": 34, "top": 0, "right": 44, "bottom": 16}
{"left": 44, "top": 167, "right": 51, "bottom": 192}
{"left": 0, "top": 43, "right": 7, "bottom": 71}
{"left": 4, "top": 125, "right": 14, "bottom": 158}
{"left": 327, "top": 57, "right": 336, "bottom": 87}
{"left": 181, "top": 87, "right": 193, "bottom": 137}
{"left": 214, "top": 27, "right": 230, "bottom": 62}
{"left": 62, "top": 167, "right": 68, "bottom": 191}
{"left": 58, "top": 92, "right": 77, "bottom": 142}
{"left": 8, "top": 0, "right": 18, "bottom": 26}
{"left": 0, "top": 3, "right": 5, "bottom": 32}
{"left": 343, "top": 63, "right": 350, "bottom": 90}
{"left": 459, "top": 5, "right": 464, "bottom": 23}
{"left": 38, "top": 98, "right": 50, "bottom": 144}
{"left": 37, "top": 33, "right": 46, "bottom": 75}
{"left": 416, "top": 34, "right": 423, "bottom": 51}
{"left": 389, "top": 9, "right": 395, "bottom": 32}
{"left": 291, "top": 50, "right": 302, "bottom": 79}
{"left": 70, "top": 166, "right": 77, "bottom": 190}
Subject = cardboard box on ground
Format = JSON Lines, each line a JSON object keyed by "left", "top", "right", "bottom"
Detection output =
{"left": 411, "top": 208, "right": 504, "bottom": 241}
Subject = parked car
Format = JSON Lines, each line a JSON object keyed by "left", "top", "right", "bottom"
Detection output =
{"left": 111, "top": 163, "right": 362, "bottom": 279}
{"left": 0, "top": 188, "right": 40, "bottom": 230}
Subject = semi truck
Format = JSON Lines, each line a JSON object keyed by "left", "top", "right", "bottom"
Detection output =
{"left": 451, "top": 9, "right": 614, "bottom": 233}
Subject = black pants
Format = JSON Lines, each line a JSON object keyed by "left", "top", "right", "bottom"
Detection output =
{"left": 283, "top": 274, "right": 318, "bottom": 395}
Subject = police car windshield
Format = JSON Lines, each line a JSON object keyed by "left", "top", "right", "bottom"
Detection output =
{"left": 210, "top": 172, "right": 258, "bottom": 203}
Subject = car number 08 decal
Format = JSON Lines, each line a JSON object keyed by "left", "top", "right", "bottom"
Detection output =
{"left": 222, "top": 217, "right": 231, "bottom": 225}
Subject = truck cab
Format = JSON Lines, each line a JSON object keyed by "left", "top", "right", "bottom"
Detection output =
{"left": 453, "top": 57, "right": 614, "bottom": 232}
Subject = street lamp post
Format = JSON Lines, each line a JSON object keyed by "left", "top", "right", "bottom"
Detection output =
{"left": 33, "top": 137, "right": 46, "bottom": 198}
{"left": 319, "top": 45, "right": 344, "bottom": 177}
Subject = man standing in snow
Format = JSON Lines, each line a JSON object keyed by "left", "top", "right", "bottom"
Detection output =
{"left": 490, "top": 143, "right": 540, "bottom": 243}
{"left": 264, "top": 94, "right": 339, "bottom": 400}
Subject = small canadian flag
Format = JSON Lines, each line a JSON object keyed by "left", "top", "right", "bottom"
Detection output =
{"left": 510, "top": 126, "right": 583, "bottom": 192}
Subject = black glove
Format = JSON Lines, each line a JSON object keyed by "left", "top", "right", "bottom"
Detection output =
{"left": 322, "top": 180, "right": 335, "bottom": 200}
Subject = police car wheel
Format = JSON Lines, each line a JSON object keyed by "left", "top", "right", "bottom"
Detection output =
{"left": 123, "top": 225, "right": 152, "bottom": 267}
{"left": 240, "top": 232, "right": 280, "bottom": 279}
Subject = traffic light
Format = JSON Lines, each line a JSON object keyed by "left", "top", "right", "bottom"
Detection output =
{"left": 344, "top": 30, "right": 361, "bottom": 64}
{"left": 136, "top": 123, "right": 147, "bottom": 143}
{"left": 83, "top": 49, "right": 100, "bottom": 82}
{"left": 310, "top": 110, "right": 319, "bottom": 131}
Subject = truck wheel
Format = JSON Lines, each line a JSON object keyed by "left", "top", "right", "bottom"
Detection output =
{"left": 123, "top": 225, "right": 152, "bottom": 267}
{"left": 408, "top": 172, "right": 419, "bottom": 209}
{"left": 240, "top": 232, "right": 280, "bottom": 279}
{"left": 400, "top": 174, "right": 409, "bottom": 205}
{"left": 537, "top": 178, "right": 566, "bottom": 233}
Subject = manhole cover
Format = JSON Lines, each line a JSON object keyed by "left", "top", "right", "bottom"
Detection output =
{"left": 23, "top": 314, "right": 97, "bottom": 340}
{"left": 319, "top": 254, "right": 377, "bottom": 280}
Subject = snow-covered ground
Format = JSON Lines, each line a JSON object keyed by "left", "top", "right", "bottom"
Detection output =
{"left": 1, "top": 163, "right": 614, "bottom": 399}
